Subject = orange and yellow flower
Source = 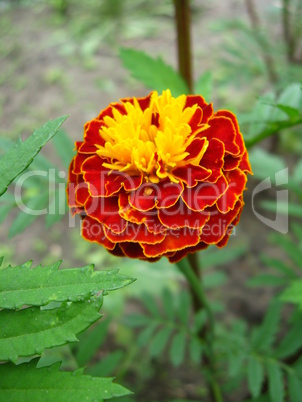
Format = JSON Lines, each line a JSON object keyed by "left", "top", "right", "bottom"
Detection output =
{"left": 67, "top": 90, "right": 252, "bottom": 263}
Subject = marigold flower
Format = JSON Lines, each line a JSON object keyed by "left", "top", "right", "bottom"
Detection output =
{"left": 67, "top": 90, "right": 252, "bottom": 263}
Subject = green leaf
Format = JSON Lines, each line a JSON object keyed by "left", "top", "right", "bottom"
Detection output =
{"left": 228, "top": 351, "right": 246, "bottom": 377}
{"left": 267, "top": 361, "right": 284, "bottom": 402}
{"left": 195, "top": 71, "right": 213, "bottom": 101}
{"left": 203, "top": 271, "right": 227, "bottom": 288}
{"left": 275, "top": 320, "right": 302, "bottom": 359}
{"left": 45, "top": 188, "right": 67, "bottom": 228}
{"left": 141, "top": 293, "right": 160, "bottom": 318}
{"left": 0, "top": 359, "right": 131, "bottom": 401}
{"left": 189, "top": 337, "right": 203, "bottom": 365}
{"left": 149, "top": 326, "right": 173, "bottom": 358}
{"left": 76, "top": 319, "right": 111, "bottom": 366}
{"left": 51, "top": 129, "right": 75, "bottom": 169}
{"left": 261, "top": 201, "right": 302, "bottom": 218}
{"left": 0, "top": 116, "right": 68, "bottom": 196}
{"left": 137, "top": 322, "right": 159, "bottom": 347}
{"left": 260, "top": 255, "right": 297, "bottom": 279}
{"left": 119, "top": 48, "right": 188, "bottom": 96}
{"left": 247, "top": 274, "right": 288, "bottom": 287}
{"left": 247, "top": 356, "right": 264, "bottom": 398}
{"left": 273, "top": 104, "right": 300, "bottom": 120}
{"left": 281, "top": 279, "right": 302, "bottom": 307}
{"left": 9, "top": 192, "right": 50, "bottom": 237}
{"left": 0, "top": 261, "right": 134, "bottom": 309}
{"left": 169, "top": 331, "right": 186, "bottom": 367}
{"left": 88, "top": 350, "right": 125, "bottom": 377}
{"left": 0, "top": 297, "right": 103, "bottom": 362}
{"left": 125, "top": 313, "right": 152, "bottom": 328}
{"left": 252, "top": 300, "right": 281, "bottom": 352}
{"left": 178, "top": 291, "right": 191, "bottom": 326}
{"left": 162, "top": 288, "right": 175, "bottom": 321}
{"left": 288, "top": 372, "right": 302, "bottom": 402}
{"left": 271, "top": 233, "right": 302, "bottom": 268}
{"left": 248, "top": 148, "right": 286, "bottom": 183}
{"left": 201, "top": 244, "right": 247, "bottom": 269}
{"left": 0, "top": 203, "right": 14, "bottom": 225}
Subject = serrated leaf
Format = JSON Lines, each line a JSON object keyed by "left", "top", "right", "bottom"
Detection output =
{"left": 0, "top": 297, "right": 103, "bottom": 362}
{"left": 119, "top": 48, "right": 188, "bottom": 96}
{"left": 76, "top": 319, "right": 111, "bottom": 366}
{"left": 0, "top": 358, "right": 131, "bottom": 401}
{"left": 267, "top": 361, "right": 284, "bottom": 402}
{"left": 149, "top": 326, "right": 173, "bottom": 358}
{"left": 251, "top": 300, "right": 281, "bottom": 352}
{"left": 195, "top": 71, "right": 212, "bottom": 101}
{"left": 0, "top": 116, "right": 68, "bottom": 196}
{"left": 0, "top": 261, "right": 134, "bottom": 309}
{"left": 169, "top": 331, "right": 186, "bottom": 367}
{"left": 288, "top": 372, "right": 302, "bottom": 402}
{"left": 247, "top": 356, "right": 264, "bottom": 398}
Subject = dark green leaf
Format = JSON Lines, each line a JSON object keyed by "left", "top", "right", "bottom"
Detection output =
{"left": 261, "top": 255, "right": 297, "bottom": 278}
{"left": 261, "top": 201, "right": 302, "bottom": 218}
{"left": 0, "top": 297, "right": 103, "bottom": 362}
{"left": 125, "top": 313, "right": 152, "bottom": 328}
{"left": 0, "top": 116, "right": 68, "bottom": 196}
{"left": 288, "top": 372, "right": 302, "bottom": 402}
{"left": 267, "top": 361, "right": 284, "bottom": 402}
{"left": 271, "top": 233, "right": 302, "bottom": 267}
{"left": 119, "top": 48, "right": 188, "bottom": 96}
{"left": 0, "top": 359, "right": 131, "bottom": 401}
{"left": 0, "top": 261, "right": 134, "bottom": 309}
{"left": 247, "top": 356, "right": 264, "bottom": 398}
{"left": 189, "top": 337, "right": 203, "bottom": 365}
{"left": 141, "top": 293, "right": 160, "bottom": 318}
{"left": 137, "top": 322, "right": 159, "bottom": 347}
{"left": 281, "top": 279, "right": 302, "bottom": 307}
{"left": 169, "top": 331, "right": 186, "bottom": 367}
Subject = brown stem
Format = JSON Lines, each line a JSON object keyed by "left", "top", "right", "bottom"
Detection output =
{"left": 244, "top": 0, "right": 278, "bottom": 84}
{"left": 282, "top": 0, "right": 295, "bottom": 62}
{"left": 173, "top": 0, "right": 193, "bottom": 93}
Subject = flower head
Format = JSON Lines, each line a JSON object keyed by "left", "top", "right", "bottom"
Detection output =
{"left": 67, "top": 90, "right": 252, "bottom": 263}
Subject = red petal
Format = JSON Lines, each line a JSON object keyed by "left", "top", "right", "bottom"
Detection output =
{"left": 98, "top": 102, "right": 126, "bottom": 120}
{"left": 200, "top": 138, "right": 225, "bottom": 182}
{"left": 156, "top": 181, "right": 183, "bottom": 208}
{"left": 168, "top": 242, "right": 209, "bottom": 263}
{"left": 182, "top": 175, "right": 228, "bottom": 211}
{"left": 188, "top": 107, "right": 202, "bottom": 132}
{"left": 142, "top": 227, "right": 200, "bottom": 258}
{"left": 173, "top": 164, "right": 211, "bottom": 187}
{"left": 239, "top": 150, "right": 253, "bottom": 174}
{"left": 158, "top": 199, "right": 209, "bottom": 229}
{"left": 205, "top": 116, "right": 240, "bottom": 156}
{"left": 224, "top": 155, "right": 241, "bottom": 171}
{"left": 216, "top": 169, "right": 247, "bottom": 213}
{"left": 215, "top": 110, "right": 245, "bottom": 155}
{"left": 185, "top": 95, "right": 214, "bottom": 123}
{"left": 73, "top": 153, "right": 88, "bottom": 174}
{"left": 199, "top": 199, "right": 243, "bottom": 244}
{"left": 81, "top": 216, "right": 115, "bottom": 250}
{"left": 128, "top": 183, "right": 158, "bottom": 211}
{"left": 104, "top": 222, "right": 165, "bottom": 244}
{"left": 85, "top": 195, "right": 127, "bottom": 234}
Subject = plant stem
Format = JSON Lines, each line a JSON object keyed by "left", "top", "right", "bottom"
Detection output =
{"left": 177, "top": 257, "right": 223, "bottom": 402}
{"left": 173, "top": 0, "right": 193, "bottom": 93}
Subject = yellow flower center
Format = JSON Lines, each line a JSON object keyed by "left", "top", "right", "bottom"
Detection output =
{"left": 96, "top": 90, "right": 209, "bottom": 183}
